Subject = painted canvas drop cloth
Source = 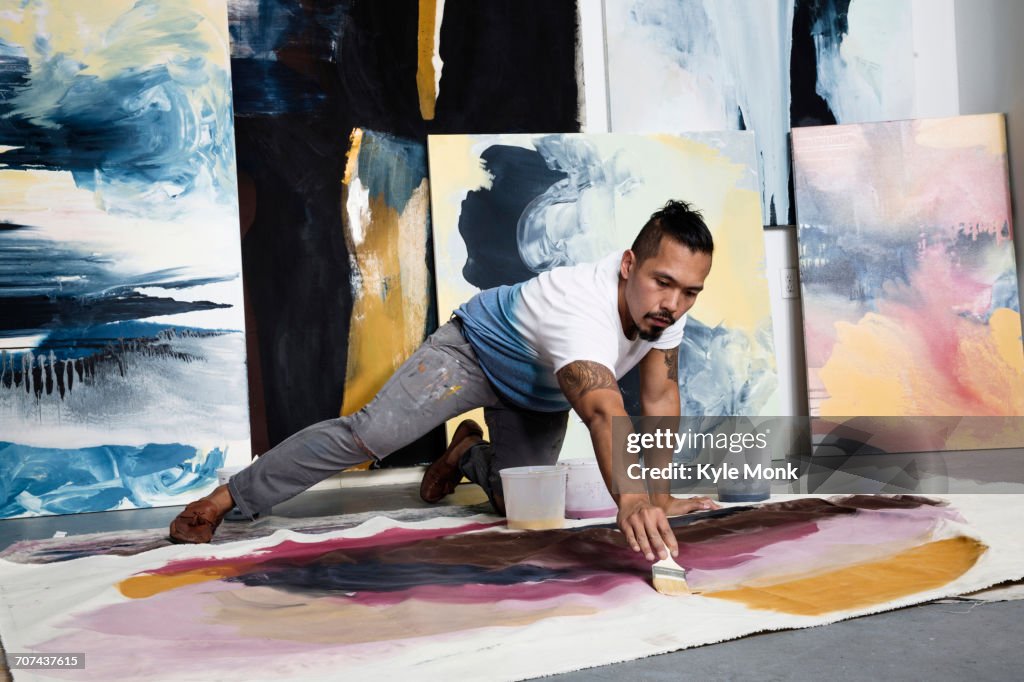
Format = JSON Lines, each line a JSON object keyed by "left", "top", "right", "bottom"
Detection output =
{"left": 1, "top": 495, "right": 1021, "bottom": 681}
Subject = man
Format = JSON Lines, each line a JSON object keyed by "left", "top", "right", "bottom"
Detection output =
{"left": 170, "top": 199, "right": 719, "bottom": 562}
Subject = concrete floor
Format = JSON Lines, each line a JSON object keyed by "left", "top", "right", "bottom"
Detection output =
{"left": 1, "top": 479, "right": 1021, "bottom": 681}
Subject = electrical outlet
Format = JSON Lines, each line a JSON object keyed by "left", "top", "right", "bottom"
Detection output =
{"left": 781, "top": 267, "right": 799, "bottom": 299}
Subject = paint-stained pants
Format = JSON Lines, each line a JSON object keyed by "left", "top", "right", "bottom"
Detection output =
{"left": 229, "top": 320, "right": 569, "bottom": 518}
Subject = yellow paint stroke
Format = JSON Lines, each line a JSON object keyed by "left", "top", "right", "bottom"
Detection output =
{"left": 819, "top": 314, "right": 916, "bottom": 415}
{"left": 647, "top": 134, "right": 770, "bottom": 331}
{"left": 915, "top": 114, "right": 1006, "bottom": 156}
{"left": 697, "top": 188, "right": 769, "bottom": 330}
{"left": 342, "top": 128, "right": 363, "bottom": 185}
{"left": 705, "top": 536, "right": 986, "bottom": 616}
{"left": 989, "top": 307, "right": 1024, "bottom": 373}
{"left": 426, "top": 134, "right": 495, "bottom": 316}
{"left": 119, "top": 565, "right": 243, "bottom": 599}
{"left": 0, "top": 0, "right": 230, "bottom": 117}
{"left": 426, "top": 135, "right": 499, "bottom": 442}
{"left": 340, "top": 148, "right": 432, "bottom": 416}
{"left": 416, "top": 0, "right": 438, "bottom": 120}
{"left": 955, "top": 307, "right": 1024, "bottom": 414}
{"left": 820, "top": 308, "right": 1024, "bottom": 417}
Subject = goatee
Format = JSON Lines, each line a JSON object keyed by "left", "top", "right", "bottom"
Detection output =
{"left": 638, "top": 327, "right": 664, "bottom": 342}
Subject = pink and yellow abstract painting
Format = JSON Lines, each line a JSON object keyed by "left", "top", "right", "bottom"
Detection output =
{"left": 792, "top": 115, "right": 1024, "bottom": 449}
{"left": 2, "top": 495, "right": 1019, "bottom": 681}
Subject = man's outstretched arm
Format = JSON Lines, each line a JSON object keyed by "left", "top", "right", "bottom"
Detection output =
{"left": 638, "top": 347, "right": 718, "bottom": 516}
{"left": 556, "top": 360, "right": 678, "bottom": 562}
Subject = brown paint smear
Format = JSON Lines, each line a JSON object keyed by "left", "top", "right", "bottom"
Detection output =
{"left": 212, "top": 586, "right": 596, "bottom": 644}
{"left": 705, "top": 536, "right": 987, "bottom": 616}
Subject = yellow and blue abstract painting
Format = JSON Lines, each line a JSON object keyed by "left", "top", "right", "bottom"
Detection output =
{"left": 0, "top": 0, "right": 250, "bottom": 518}
{"left": 429, "top": 132, "right": 779, "bottom": 456}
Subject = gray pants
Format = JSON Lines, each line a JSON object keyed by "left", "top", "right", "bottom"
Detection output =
{"left": 229, "top": 320, "right": 569, "bottom": 518}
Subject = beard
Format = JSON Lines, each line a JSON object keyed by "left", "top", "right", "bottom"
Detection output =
{"left": 638, "top": 311, "right": 675, "bottom": 341}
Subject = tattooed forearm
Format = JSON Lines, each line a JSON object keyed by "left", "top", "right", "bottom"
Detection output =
{"left": 662, "top": 348, "right": 679, "bottom": 382}
{"left": 556, "top": 361, "right": 618, "bottom": 402}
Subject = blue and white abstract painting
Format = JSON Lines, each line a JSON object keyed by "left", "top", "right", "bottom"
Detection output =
{"left": 0, "top": 0, "right": 250, "bottom": 518}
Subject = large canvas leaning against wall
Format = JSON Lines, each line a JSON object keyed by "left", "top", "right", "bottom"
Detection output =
{"left": 0, "top": 1, "right": 251, "bottom": 518}
{"left": 792, "top": 114, "right": 1024, "bottom": 450}
{"left": 605, "top": 0, "right": 919, "bottom": 226}
{"left": 229, "top": 0, "right": 583, "bottom": 461}
{"left": 429, "top": 132, "right": 780, "bottom": 458}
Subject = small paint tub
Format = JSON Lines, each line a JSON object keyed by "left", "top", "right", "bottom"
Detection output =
{"left": 716, "top": 477, "right": 770, "bottom": 503}
{"left": 560, "top": 460, "right": 617, "bottom": 519}
{"left": 216, "top": 465, "right": 246, "bottom": 487}
{"left": 500, "top": 465, "right": 567, "bottom": 530}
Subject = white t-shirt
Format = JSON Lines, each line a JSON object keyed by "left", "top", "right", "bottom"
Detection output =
{"left": 455, "top": 251, "right": 687, "bottom": 412}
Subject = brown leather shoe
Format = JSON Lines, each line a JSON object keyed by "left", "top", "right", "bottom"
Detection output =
{"left": 169, "top": 498, "right": 225, "bottom": 544}
{"left": 420, "top": 419, "right": 484, "bottom": 503}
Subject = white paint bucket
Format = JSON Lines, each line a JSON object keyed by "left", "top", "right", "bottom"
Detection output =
{"left": 500, "top": 465, "right": 567, "bottom": 530}
{"left": 561, "top": 460, "right": 617, "bottom": 519}
{"left": 216, "top": 465, "right": 245, "bottom": 487}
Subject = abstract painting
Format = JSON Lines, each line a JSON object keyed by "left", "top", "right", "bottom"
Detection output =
{"left": 605, "top": 0, "right": 918, "bottom": 225}
{"left": 792, "top": 115, "right": 1024, "bottom": 447}
{"left": 338, "top": 129, "right": 434, "bottom": 417}
{"left": 428, "top": 131, "right": 779, "bottom": 457}
{"left": 1, "top": 495, "right": 1020, "bottom": 680}
{"left": 0, "top": 1, "right": 250, "bottom": 518}
{"left": 229, "top": 0, "right": 581, "bottom": 458}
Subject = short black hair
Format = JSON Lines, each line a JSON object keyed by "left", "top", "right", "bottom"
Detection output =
{"left": 630, "top": 200, "right": 714, "bottom": 262}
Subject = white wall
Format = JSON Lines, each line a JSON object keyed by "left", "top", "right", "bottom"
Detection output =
{"left": 954, "top": 0, "right": 1024, "bottom": 303}
{"left": 764, "top": 228, "right": 808, "bottom": 416}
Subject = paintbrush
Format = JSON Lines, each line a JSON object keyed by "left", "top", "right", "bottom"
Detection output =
{"left": 652, "top": 555, "right": 691, "bottom": 596}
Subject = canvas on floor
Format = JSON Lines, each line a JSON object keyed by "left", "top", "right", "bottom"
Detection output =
{"left": 0, "top": 495, "right": 1021, "bottom": 681}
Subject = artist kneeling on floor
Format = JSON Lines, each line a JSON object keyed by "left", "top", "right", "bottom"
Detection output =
{"left": 170, "top": 199, "right": 720, "bottom": 561}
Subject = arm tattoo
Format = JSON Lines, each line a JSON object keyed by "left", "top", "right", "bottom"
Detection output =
{"left": 662, "top": 348, "right": 679, "bottom": 382}
{"left": 556, "top": 361, "right": 618, "bottom": 402}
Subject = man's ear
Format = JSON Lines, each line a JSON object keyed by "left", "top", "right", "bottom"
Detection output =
{"left": 620, "top": 249, "right": 636, "bottom": 280}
